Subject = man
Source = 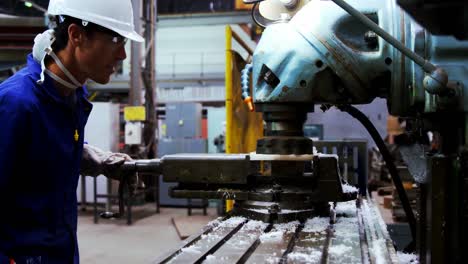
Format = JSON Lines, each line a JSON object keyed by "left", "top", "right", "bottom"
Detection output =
{"left": 0, "top": 0, "right": 143, "bottom": 263}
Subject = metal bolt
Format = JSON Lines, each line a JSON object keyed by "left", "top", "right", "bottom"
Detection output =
{"left": 364, "top": 31, "right": 378, "bottom": 49}
{"left": 272, "top": 184, "right": 283, "bottom": 192}
{"left": 268, "top": 204, "right": 280, "bottom": 214}
{"left": 330, "top": 208, "right": 337, "bottom": 224}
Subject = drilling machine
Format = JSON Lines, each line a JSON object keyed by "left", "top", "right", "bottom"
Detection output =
{"left": 117, "top": 0, "right": 468, "bottom": 263}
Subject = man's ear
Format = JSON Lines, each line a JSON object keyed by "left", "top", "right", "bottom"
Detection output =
{"left": 68, "top": 24, "right": 86, "bottom": 48}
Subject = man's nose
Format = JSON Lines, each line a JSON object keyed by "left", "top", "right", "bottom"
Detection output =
{"left": 116, "top": 44, "right": 127, "bottom": 61}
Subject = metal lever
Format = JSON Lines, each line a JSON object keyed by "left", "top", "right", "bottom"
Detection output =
{"left": 99, "top": 159, "right": 162, "bottom": 220}
{"left": 329, "top": 0, "right": 449, "bottom": 94}
{"left": 119, "top": 159, "right": 163, "bottom": 174}
{"left": 99, "top": 174, "right": 128, "bottom": 220}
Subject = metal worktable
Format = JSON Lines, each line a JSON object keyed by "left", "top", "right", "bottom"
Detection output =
{"left": 154, "top": 198, "right": 398, "bottom": 264}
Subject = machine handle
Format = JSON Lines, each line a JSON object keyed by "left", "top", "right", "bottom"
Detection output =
{"left": 100, "top": 159, "right": 161, "bottom": 220}
{"left": 100, "top": 172, "right": 130, "bottom": 220}
{"left": 119, "top": 159, "right": 162, "bottom": 174}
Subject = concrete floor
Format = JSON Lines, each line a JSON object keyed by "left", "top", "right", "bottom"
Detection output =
{"left": 77, "top": 206, "right": 217, "bottom": 264}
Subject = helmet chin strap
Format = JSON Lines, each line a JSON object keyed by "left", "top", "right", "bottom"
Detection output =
{"left": 36, "top": 36, "right": 84, "bottom": 90}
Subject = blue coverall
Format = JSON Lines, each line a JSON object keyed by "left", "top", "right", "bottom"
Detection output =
{"left": 0, "top": 54, "right": 93, "bottom": 264}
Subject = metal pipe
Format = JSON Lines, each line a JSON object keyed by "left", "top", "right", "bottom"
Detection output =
{"left": 130, "top": 0, "right": 142, "bottom": 106}
{"left": 142, "top": 0, "right": 158, "bottom": 159}
{"left": 330, "top": 0, "right": 437, "bottom": 73}
{"left": 120, "top": 159, "right": 162, "bottom": 174}
{"left": 231, "top": 29, "right": 255, "bottom": 55}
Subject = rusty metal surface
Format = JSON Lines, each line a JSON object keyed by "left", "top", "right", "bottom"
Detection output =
{"left": 162, "top": 154, "right": 251, "bottom": 184}
{"left": 164, "top": 154, "right": 358, "bottom": 222}
{"left": 154, "top": 198, "right": 397, "bottom": 264}
{"left": 229, "top": 51, "right": 264, "bottom": 154}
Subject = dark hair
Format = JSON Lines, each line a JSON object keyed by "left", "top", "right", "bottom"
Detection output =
{"left": 51, "top": 15, "right": 120, "bottom": 52}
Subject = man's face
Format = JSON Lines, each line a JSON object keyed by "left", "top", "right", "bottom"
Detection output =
{"left": 77, "top": 30, "right": 127, "bottom": 84}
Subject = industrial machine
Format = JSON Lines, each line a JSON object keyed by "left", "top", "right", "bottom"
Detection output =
{"left": 118, "top": 0, "right": 468, "bottom": 263}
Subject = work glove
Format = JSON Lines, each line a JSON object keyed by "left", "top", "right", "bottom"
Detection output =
{"left": 80, "top": 144, "right": 140, "bottom": 195}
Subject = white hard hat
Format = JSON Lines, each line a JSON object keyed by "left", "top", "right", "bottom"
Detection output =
{"left": 47, "top": 0, "right": 144, "bottom": 42}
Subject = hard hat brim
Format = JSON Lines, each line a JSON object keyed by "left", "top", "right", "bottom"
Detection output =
{"left": 116, "top": 29, "right": 144, "bottom": 42}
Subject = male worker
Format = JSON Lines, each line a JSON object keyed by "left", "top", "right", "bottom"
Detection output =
{"left": 0, "top": 0, "right": 144, "bottom": 263}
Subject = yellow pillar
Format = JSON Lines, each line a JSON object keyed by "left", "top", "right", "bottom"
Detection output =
{"left": 225, "top": 26, "right": 234, "bottom": 212}
{"left": 225, "top": 25, "right": 233, "bottom": 154}
{"left": 225, "top": 199, "right": 234, "bottom": 212}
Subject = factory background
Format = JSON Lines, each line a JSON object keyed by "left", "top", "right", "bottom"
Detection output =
{"left": 2, "top": 0, "right": 467, "bottom": 263}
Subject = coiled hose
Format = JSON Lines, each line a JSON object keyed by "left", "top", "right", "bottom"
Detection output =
{"left": 241, "top": 63, "right": 254, "bottom": 112}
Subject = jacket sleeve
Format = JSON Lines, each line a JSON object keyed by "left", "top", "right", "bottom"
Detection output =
{"left": 0, "top": 252, "right": 9, "bottom": 263}
{"left": 0, "top": 92, "right": 29, "bottom": 194}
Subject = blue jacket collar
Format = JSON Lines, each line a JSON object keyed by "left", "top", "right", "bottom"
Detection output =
{"left": 26, "top": 54, "right": 89, "bottom": 105}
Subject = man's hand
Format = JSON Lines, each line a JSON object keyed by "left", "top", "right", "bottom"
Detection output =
{"left": 80, "top": 144, "right": 141, "bottom": 195}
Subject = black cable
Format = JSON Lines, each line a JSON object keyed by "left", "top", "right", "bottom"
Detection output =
{"left": 336, "top": 104, "right": 417, "bottom": 245}
{"left": 243, "top": 0, "right": 266, "bottom": 4}
{"left": 251, "top": 3, "right": 267, "bottom": 28}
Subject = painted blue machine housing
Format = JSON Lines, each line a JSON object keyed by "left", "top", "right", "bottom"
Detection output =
{"left": 252, "top": 22, "right": 327, "bottom": 104}
{"left": 252, "top": 0, "right": 468, "bottom": 117}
